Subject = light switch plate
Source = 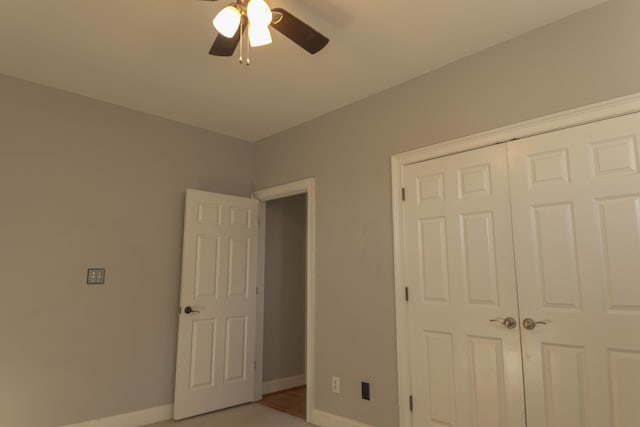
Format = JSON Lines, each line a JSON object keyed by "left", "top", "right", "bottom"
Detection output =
{"left": 87, "top": 268, "right": 105, "bottom": 285}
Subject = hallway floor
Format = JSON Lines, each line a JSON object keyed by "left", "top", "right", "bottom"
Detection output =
{"left": 258, "top": 386, "right": 306, "bottom": 419}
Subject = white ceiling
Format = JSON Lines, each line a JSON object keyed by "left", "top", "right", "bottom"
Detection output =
{"left": 0, "top": 0, "right": 606, "bottom": 142}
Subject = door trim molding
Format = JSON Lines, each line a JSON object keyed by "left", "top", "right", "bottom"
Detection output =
{"left": 252, "top": 177, "right": 317, "bottom": 424}
{"left": 391, "top": 91, "right": 640, "bottom": 426}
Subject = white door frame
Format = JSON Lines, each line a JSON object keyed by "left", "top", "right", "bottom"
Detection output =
{"left": 252, "top": 178, "right": 316, "bottom": 424}
{"left": 391, "top": 92, "right": 640, "bottom": 427}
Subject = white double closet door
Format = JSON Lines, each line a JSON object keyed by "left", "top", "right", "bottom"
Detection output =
{"left": 403, "top": 112, "right": 640, "bottom": 427}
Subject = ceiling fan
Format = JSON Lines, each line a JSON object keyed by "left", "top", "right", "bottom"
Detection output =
{"left": 205, "top": 0, "right": 329, "bottom": 62}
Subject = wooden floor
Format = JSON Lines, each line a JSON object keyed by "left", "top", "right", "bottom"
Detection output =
{"left": 258, "top": 386, "right": 306, "bottom": 420}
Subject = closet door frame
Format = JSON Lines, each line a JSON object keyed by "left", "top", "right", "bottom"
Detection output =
{"left": 391, "top": 92, "right": 640, "bottom": 427}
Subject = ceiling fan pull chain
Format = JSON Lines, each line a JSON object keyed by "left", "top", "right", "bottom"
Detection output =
{"left": 238, "top": 16, "right": 244, "bottom": 64}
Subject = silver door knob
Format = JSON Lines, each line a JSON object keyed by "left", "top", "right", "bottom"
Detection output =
{"left": 490, "top": 317, "right": 517, "bottom": 329}
{"left": 522, "top": 318, "right": 547, "bottom": 330}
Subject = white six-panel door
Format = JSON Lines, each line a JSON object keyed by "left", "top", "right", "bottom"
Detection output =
{"left": 403, "top": 112, "right": 640, "bottom": 427}
{"left": 173, "top": 190, "right": 259, "bottom": 420}
{"left": 508, "top": 113, "right": 640, "bottom": 427}
{"left": 403, "top": 145, "right": 526, "bottom": 427}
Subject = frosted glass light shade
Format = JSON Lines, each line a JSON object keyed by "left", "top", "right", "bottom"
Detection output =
{"left": 248, "top": 24, "right": 272, "bottom": 47}
{"left": 247, "top": 0, "right": 272, "bottom": 27}
{"left": 213, "top": 6, "right": 241, "bottom": 38}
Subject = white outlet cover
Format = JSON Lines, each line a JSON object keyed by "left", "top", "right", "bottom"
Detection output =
{"left": 332, "top": 376, "right": 341, "bottom": 394}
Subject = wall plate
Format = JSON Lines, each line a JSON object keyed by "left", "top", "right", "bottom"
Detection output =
{"left": 87, "top": 268, "right": 105, "bottom": 285}
{"left": 361, "top": 381, "right": 370, "bottom": 400}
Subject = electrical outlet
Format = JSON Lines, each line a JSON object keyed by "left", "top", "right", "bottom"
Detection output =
{"left": 332, "top": 376, "right": 341, "bottom": 394}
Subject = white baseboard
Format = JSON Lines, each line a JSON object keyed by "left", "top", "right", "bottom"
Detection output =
{"left": 60, "top": 402, "right": 370, "bottom": 427}
{"left": 311, "top": 409, "right": 373, "bottom": 427}
{"left": 262, "top": 374, "right": 306, "bottom": 394}
{"left": 61, "top": 404, "right": 173, "bottom": 427}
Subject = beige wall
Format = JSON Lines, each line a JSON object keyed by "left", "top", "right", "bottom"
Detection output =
{"left": 0, "top": 75, "right": 252, "bottom": 427}
{"left": 263, "top": 195, "right": 307, "bottom": 383}
{"left": 253, "top": 0, "right": 640, "bottom": 425}
{"left": 3, "top": 0, "right": 640, "bottom": 425}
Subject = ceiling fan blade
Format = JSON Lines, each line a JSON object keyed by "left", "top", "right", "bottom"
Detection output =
{"left": 209, "top": 16, "right": 247, "bottom": 56}
{"left": 270, "top": 8, "right": 329, "bottom": 54}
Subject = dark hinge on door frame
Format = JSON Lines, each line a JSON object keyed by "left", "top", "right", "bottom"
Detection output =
{"left": 402, "top": 187, "right": 406, "bottom": 201}
{"left": 405, "top": 286, "right": 409, "bottom": 302}
{"left": 409, "top": 395, "right": 413, "bottom": 412}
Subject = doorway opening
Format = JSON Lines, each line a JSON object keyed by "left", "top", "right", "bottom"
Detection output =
{"left": 252, "top": 178, "right": 316, "bottom": 424}
{"left": 258, "top": 194, "right": 307, "bottom": 419}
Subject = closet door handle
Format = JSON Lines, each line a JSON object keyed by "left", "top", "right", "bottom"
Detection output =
{"left": 522, "top": 318, "right": 547, "bottom": 330}
{"left": 490, "top": 317, "right": 517, "bottom": 329}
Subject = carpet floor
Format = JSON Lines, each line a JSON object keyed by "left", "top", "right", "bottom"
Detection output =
{"left": 145, "top": 403, "right": 312, "bottom": 427}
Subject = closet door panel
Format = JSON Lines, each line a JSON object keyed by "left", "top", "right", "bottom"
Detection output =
{"left": 508, "top": 112, "right": 640, "bottom": 427}
{"left": 404, "top": 144, "right": 525, "bottom": 427}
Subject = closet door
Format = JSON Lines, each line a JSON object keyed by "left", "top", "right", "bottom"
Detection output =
{"left": 508, "top": 113, "right": 640, "bottom": 427}
{"left": 403, "top": 144, "right": 525, "bottom": 427}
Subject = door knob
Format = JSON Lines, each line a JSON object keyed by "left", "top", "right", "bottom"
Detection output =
{"left": 490, "top": 317, "right": 517, "bottom": 329}
{"left": 522, "top": 318, "right": 546, "bottom": 330}
{"left": 184, "top": 306, "right": 200, "bottom": 314}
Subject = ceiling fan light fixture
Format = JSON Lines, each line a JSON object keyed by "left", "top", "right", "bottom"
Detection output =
{"left": 213, "top": 5, "right": 241, "bottom": 38}
{"left": 248, "top": 23, "right": 272, "bottom": 47}
{"left": 247, "top": 0, "right": 272, "bottom": 27}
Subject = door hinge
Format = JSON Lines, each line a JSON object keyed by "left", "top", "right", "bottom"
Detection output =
{"left": 256, "top": 287, "right": 259, "bottom": 295}
{"left": 405, "top": 286, "right": 409, "bottom": 302}
{"left": 409, "top": 395, "right": 413, "bottom": 412}
{"left": 402, "top": 187, "right": 406, "bottom": 201}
